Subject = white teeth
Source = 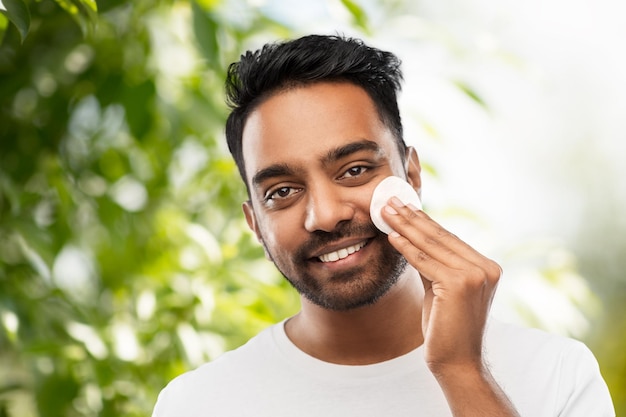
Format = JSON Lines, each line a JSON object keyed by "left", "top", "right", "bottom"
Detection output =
{"left": 319, "top": 241, "right": 366, "bottom": 263}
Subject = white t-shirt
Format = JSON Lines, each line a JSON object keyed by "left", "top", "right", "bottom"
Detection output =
{"left": 152, "top": 319, "right": 614, "bottom": 417}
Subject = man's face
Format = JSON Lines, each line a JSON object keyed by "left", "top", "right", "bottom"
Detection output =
{"left": 241, "top": 82, "right": 419, "bottom": 311}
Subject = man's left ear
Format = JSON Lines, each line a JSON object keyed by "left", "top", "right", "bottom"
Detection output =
{"left": 405, "top": 146, "right": 422, "bottom": 198}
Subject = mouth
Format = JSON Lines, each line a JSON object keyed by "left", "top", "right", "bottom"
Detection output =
{"left": 317, "top": 240, "right": 368, "bottom": 263}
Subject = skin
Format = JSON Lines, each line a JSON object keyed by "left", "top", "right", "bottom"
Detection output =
{"left": 241, "top": 81, "right": 521, "bottom": 416}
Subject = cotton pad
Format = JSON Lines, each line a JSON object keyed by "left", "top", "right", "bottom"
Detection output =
{"left": 369, "top": 176, "right": 422, "bottom": 234}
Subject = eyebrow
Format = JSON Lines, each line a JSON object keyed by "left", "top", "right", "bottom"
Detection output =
{"left": 251, "top": 139, "right": 383, "bottom": 188}
{"left": 321, "top": 139, "right": 383, "bottom": 167}
{"left": 252, "top": 163, "right": 300, "bottom": 188}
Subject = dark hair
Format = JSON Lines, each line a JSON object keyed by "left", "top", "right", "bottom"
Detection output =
{"left": 224, "top": 34, "right": 406, "bottom": 189}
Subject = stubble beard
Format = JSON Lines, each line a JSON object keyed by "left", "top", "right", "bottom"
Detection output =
{"left": 263, "top": 222, "right": 408, "bottom": 311}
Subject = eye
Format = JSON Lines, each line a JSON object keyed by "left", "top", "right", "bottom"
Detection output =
{"left": 265, "top": 186, "right": 301, "bottom": 202}
{"left": 342, "top": 165, "right": 368, "bottom": 178}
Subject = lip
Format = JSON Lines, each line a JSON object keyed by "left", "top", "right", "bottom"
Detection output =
{"left": 309, "top": 237, "right": 373, "bottom": 262}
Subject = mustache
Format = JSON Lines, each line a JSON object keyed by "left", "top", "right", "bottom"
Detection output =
{"left": 295, "top": 221, "right": 382, "bottom": 261}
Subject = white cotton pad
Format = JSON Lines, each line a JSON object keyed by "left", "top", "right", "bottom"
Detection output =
{"left": 369, "top": 176, "right": 422, "bottom": 234}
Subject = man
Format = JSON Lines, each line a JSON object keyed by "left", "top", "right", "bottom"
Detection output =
{"left": 153, "top": 34, "right": 614, "bottom": 416}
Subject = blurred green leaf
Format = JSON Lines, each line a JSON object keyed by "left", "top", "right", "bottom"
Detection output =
{"left": 453, "top": 79, "right": 487, "bottom": 108}
{"left": 340, "top": 0, "right": 369, "bottom": 33}
{"left": 1, "top": 0, "right": 30, "bottom": 42}
{"left": 72, "top": 0, "right": 98, "bottom": 27}
{"left": 54, "top": 0, "right": 98, "bottom": 36}
{"left": 121, "top": 79, "right": 156, "bottom": 140}
{"left": 192, "top": 1, "right": 220, "bottom": 71}
{"left": 36, "top": 372, "right": 80, "bottom": 417}
{"left": 0, "top": 382, "right": 23, "bottom": 395}
{"left": 420, "top": 161, "right": 438, "bottom": 178}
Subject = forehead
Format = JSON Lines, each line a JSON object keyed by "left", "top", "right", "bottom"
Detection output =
{"left": 241, "top": 82, "right": 398, "bottom": 182}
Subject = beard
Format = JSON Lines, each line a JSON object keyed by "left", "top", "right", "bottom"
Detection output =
{"left": 262, "top": 221, "right": 408, "bottom": 311}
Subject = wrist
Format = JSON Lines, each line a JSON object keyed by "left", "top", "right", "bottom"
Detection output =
{"left": 428, "top": 360, "right": 488, "bottom": 384}
{"left": 429, "top": 362, "right": 521, "bottom": 417}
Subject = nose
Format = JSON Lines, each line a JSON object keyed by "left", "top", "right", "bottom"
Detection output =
{"left": 303, "top": 183, "right": 355, "bottom": 233}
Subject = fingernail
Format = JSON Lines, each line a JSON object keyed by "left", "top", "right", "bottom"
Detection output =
{"left": 390, "top": 196, "right": 404, "bottom": 207}
{"left": 384, "top": 205, "right": 398, "bottom": 215}
{"left": 389, "top": 231, "right": 400, "bottom": 238}
{"left": 407, "top": 203, "right": 420, "bottom": 211}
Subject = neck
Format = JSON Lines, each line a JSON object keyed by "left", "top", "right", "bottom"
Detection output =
{"left": 285, "top": 268, "right": 424, "bottom": 365}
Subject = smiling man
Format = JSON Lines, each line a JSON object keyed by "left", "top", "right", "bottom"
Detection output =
{"left": 152, "top": 35, "right": 614, "bottom": 417}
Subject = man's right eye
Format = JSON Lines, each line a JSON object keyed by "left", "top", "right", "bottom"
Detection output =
{"left": 270, "top": 187, "right": 291, "bottom": 199}
{"left": 265, "top": 186, "right": 301, "bottom": 202}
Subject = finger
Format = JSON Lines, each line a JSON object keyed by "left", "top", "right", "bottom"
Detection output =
{"left": 383, "top": 202, "right": 502, "bottom": 287}
{"left": 383, "top": 198, "right": 498, "bottom": 272}
{"left": 389, "top": 227, "right": 501, "bottom": 290}
{"left": 389, "top": 201, "right": 482, "bottom": 263}
{"left": 387, "top": 230, "right": 458, "bottom": 284}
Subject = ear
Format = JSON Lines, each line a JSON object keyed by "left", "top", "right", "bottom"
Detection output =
{"left": 405, "top": 146, "right": 422, "bottom": 198}
{"left": 243, "top": 200, "right": 272, "bottom": 261}
{"left": 243, "top": 200, "right": 262, "bottom": 241}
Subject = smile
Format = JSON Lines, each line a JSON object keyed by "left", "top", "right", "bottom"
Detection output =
{"left": 318, "top": 240, "right": 367, "bottom": 263}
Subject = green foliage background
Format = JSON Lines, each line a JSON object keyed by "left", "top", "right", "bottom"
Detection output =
{"left": 0, "top": 1, "right": 623, "bottom": 416}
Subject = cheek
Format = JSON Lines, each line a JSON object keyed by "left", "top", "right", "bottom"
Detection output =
{"left": 360, "top": 183, "right": 382, "bottom": 217}
{"left": 256, "top": 212, "right": 299, "bottom": 250}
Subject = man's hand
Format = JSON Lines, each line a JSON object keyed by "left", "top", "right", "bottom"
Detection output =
{"left": 382, "top": 197, "right": 521, "bottom": 417}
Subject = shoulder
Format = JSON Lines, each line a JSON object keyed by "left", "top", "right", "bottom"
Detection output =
{"left": 485, "top": 319, "right": 615, "bottom": 416}
{"left": 485, "top": 318, "right": 593, "bottom": 364}
{"left": 152, "top": 323, "right": 280, "bottom": 417}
